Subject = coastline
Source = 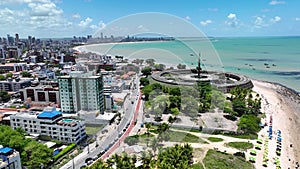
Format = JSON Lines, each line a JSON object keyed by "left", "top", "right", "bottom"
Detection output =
{"left": 75, "top": 44, "right": 300, "bottom": 168}
{"left": 251, "top": 79, "right": 300, "bottom": 169}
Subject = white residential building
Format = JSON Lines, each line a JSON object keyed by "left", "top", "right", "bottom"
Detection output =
{"left": 0, "top": 146, "right": 22, "bottom": 169}
{"left": 10, "top": 107, "right": 86, "bottom": 144}
{"left": 58, "top": 71, "right": 104, "bottom": 114}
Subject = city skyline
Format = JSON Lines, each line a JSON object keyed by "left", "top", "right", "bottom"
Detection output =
{"left": 0, "top": 0, "right": 300, "bottom": 38}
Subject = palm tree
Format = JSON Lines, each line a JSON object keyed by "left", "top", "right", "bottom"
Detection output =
{"left": 145, "top": 123, "right": 152, "bottom": 136}
{"left": 150, "top": 138, "right": 159, "bottom": 155}
{"left": 139, "top": 151, "right": 151, "bottom": 169}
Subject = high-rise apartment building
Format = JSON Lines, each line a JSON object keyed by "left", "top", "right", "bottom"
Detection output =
{"left": 58, "top": 71, "right": 104, "bottom": 114}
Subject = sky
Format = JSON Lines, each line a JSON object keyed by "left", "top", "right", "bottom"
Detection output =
{"left": 0, "top": 0, "right": 300, "bottom": 38}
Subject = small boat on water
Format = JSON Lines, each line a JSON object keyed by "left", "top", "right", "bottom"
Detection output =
{"left": 272, "top": 64, "right": 276, "bottom": 66}
{"left": 249, "top": 64, "right": 253, "bottom": 67}
{"left": 266, "top": 66, "right": 270, "bottom": 68}
{"left": 190, "top": 53, "right": 194, "bottom": 56}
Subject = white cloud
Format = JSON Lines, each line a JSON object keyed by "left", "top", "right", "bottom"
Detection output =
{"left": 253, "top": 16, "right": 269, "bottom": 28}
{"left": 72, "top": 13, "right": 81, "bottom": 19}
{"left": 227, "top": 13, "right": 237, "bottom": 20}
{"left": 78, "top": 17, "right": 92, "bottom": 27}
{"left": 226, "top": 13, "right": 239, "bottom": 27}
{"left": 270, "top": 16, "right": 281, "bottom": 24}
{"left": 185, "top": 16, "right": 191, "bottom": 20}
{"left": 90, "top": 21, "right": 106, "bottom": 30}
{"left": 200, "top": 19, "right": 212, "bottom": 26}
{"left": 0, "top": 0, "right": 106, "bottom": 37}
{"left": 269, "top": 0, "right": 286, "bottom": 5}
{"left": 295, "top": 18, "right": 300, "bottom": 21}
{"left": 28, "top": 2, "right": 63, "bottom": 16}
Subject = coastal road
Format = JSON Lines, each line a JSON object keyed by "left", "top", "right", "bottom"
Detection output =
{"left": 61, "top": 76, "right": 141, "bottom": 169}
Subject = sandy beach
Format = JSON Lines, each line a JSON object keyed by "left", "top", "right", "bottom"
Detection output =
{"left": 252, "top": 79, "right": 300, "bottom": 169}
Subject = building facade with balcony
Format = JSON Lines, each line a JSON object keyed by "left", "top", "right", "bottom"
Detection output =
{"left": 58, "top": 71, "right": 104, "bottom": 114}
{"left": 10, "top": 107, "right": 86, "bottom": 144}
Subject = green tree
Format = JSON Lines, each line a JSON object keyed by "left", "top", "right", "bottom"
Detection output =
{"left": 145, "top": 123, "right": 152, "bottom": 136}
{"left": 6, "top": 72, "right": 13, "bottom": 78}
{"left": 146, "top": 59, "right": 155, "bottom": 66}
{"left": 124, "top": 135, "right": 139, "bottom": 146}
{"left": 140, "top": 77, "right": 150, "bottom": 86}
{"left": 0, "top": 91, "right": 11, "bottom": 102}
{"left": 0, "top": 75, "right": 6, "bottom": 81}
{"left": 232, "top": 98, "right": 247, "bottom": 117}
{"left": 154, "top": 64, "right": 166, "bottom": 71}
{"left": 238, "top": 114, "right": 261, "bottom": 134}
{"left": 141, "top": 67, "right": 152, "bottom": 77}
{"left": 177, "top": 64, "right": 186, "bottom": 69}
{"left": 0, "top": 125, "right": 52, "bottom": 169}
{"left": 21, "top": 71, "right": 32, "bottom": 77}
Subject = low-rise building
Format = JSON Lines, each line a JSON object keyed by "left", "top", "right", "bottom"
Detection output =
{"left": 10, "top": 107, "right": 86, "bottom": 144}
{"left": 19, "top": 85, "right": 60, "bottom": 104}
{"left": 0, "top": 78, "right": 32, "bottom": 91}
{"left": 0, "top": 146, "right": 22, "bottom": 169}
{"left": 0, "top": 63, "right": 27, "bottom": 72}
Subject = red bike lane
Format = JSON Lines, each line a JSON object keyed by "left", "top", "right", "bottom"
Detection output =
{"left": 101, "top": 91, "right": 142, "bottom": 160}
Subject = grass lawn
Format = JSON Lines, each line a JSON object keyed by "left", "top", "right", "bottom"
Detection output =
{"left": 203, "top": 149, "right": 255, "bottom": 169}
{"left": 85, "top": 125, "right": 105, "bottom": 135}
{"left": 207, "top": 137, "right": 224, "bottom": 142}
{"left": 222, "top": 133, "right": 258, "bottom": 139}
{"left": 166, "top": 131, "right": 208, "bottom": 143}
{"left": 191, "top": 163, "right": 205, "bottom": 169}
{"left": 226, "top": 142, "right": 253, "bottom": 151}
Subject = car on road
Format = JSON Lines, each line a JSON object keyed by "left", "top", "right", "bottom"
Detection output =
{"left": 93, "top": 156, "right": 98, "bottom": 161}
{"left": 87, "top": 160, "right": 93, "bottom": 166}
{"left": 85, "top": 157, "right": 93, "bottom": 164}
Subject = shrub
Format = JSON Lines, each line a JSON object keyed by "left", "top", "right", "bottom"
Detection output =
{"left": 233, "top": 152, "right": 246, "bottom": 159}
{"left": 53, "top": 143, "right": 76, "bottom": 161}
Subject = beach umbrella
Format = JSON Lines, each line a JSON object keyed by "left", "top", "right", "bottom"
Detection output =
{"left": 277, "top": 137, "right": 282, "bottom": 142}
{"left": 262, "top": 161, "right": 268, "bottom": 167}
{"left": 276, "top": 150, "right": 281, "bottom": 156}
{"left": 277, "top": 130, "right": 281, "bottom": 134}
{"left": 255, "top": 144, "right": 262, "bottom": 150}
{"left": 257, "top": 139, "right": 263, "bottom": 144}
{"left": 250, "top": 149, "right": 257, "bottom": 155}
{"left": 249, "top": 157, "right": 256, "bottom": 163}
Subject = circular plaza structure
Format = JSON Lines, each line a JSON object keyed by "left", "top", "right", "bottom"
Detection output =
{"left": 151, "top": 69, "right": 253, "bottom": 92}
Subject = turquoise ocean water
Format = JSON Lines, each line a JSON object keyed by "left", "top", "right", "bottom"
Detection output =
{"left": 83, "top": 36, "right": 300, "bottom": 92}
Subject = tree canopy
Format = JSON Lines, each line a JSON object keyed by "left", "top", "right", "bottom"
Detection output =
{"left": 0, "top": 125, "right": 52, "bottom": 169}
{"left": 21, "top": 71, "right": 32, "bottom": 77}
{"left": 141, "top": 67, "right": 152, "bottom": 77}
{"left": 0, "top": 90, "right": 11, "bottom": 102}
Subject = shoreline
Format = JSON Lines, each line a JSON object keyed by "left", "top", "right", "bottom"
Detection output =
{"left": 251, "top": 79, "right": 300, "bottom": 169}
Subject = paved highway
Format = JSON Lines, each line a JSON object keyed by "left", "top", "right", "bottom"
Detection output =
{"left": 61, "top": 76, "right": 141, "bottom": 169}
